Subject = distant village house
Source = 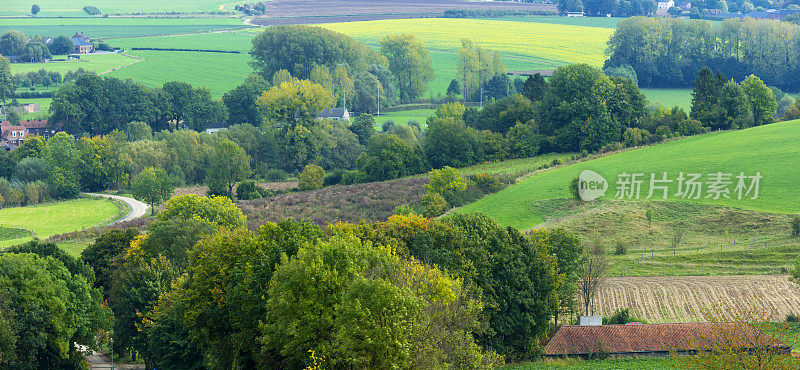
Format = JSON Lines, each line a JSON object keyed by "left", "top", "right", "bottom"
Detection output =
{"left": 0, "top": 119, "right": 60, "bottom": 150}
{"left": 71, "top": 32, "right": 94, "bottom": 54}
{"left": 317, "top": 108, "right": 351, "bottom": 122}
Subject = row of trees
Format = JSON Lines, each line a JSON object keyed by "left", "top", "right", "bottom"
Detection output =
{"left": 67, "top": 193, "right": 588, "bottom": 368}
{"left": 558, "top": 0, "right": 656, "bottom": 16}
{"left": 606, "top": 17, "right": 800, "bottom": 89}
{"left": 50, "top": 75, "right": 227, "bottom": 135}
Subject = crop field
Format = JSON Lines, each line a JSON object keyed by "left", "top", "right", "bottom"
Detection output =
{"left": 106, "top": 50, "right": 252, "bottom": 97}
{"left": 9, "top": 53, "right": 137, "bottom": 75}
{"left": 0, "top": 198, "right": 123, "bottom": 247}
{"left": 0, "top": 0, "right": 232, "bottom": 16}
{"left": 487, "top": 16, "right": 624, "bottom": 29}
{"left": 321, "top": 18, "right": 613, "bottom": 68}
{"left": 595, "top": 275, "right": 800, "bottom": 323}
{"left": 1, "top": 18, "right": 246, "bottom": 38}
{"left": 641, "top": 88, "right": 693, "bottom": 110}
{"left": 457, "top": 120, "right": 800, "bottom": 229}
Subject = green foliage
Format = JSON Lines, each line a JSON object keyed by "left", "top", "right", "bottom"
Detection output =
{"left": 260, "top": 233, "right": 499, "bottom": 368}
{"left": 405, "top": 213, "right": 560, "bottom": 359}
{"left": 250, "top": 25, "right": 385, "bottom": 82}
{"left": 43, "top": 132, "right": 80, "bottom": 199}
{"left": 622, "top": 127, "right": 651, "bottom": 147}
{"left": 349, "top": 114, "right": 377, "bottom": 146}
{"left": 126, "top": 121, "right": 153, "bottom": 142}
{"left": 298, "top": 163, "right": 324, "bottom": 191}
{"left": 358, "top": 133, "right": 428, "bottom": 181}
{"left": 13, "top": 157, "right": 48, "bottom": 183}
{"left": 423, "top": 116, "right": 484, "bottom": 169}
{"left": 0, "top": 252, "right": 110, "bottom": 368}
{"left": 425, "top": 166, "right": 469, "bottom": 204}
{"left": 379, "top": 34, "right": 434, "bottom": 101}
{"left": 741, "top": 74, "right": 777, "bottom": 127}
{"left": 613, "top": 241, "right": 627, "bottom": 255}
{"left": 159, "top": 194, "right": 247, "bottom": 230}
{"left": 222, "top": 74, "right": 270, "bottom": 126}
{"left": 256, "top": 79, "right": 336, "bottom": 125}
{"left": 80, "top": 228, "right": 139, "bottom": 297}
{"left": 207, "top": 139, "right": 250, "bottom": 198}
{"left": 522, "top": 73, "right": 548, "bottom": 102}
{"left": 132, "top": 167, "right": 174, "bottom": 213}
{"left": 421, "top": 192, "right": 449, "bottom": 217}
{"left": 0, "top": 56, "right": 13, "bottom": 107}
{"left": 791, "top": 215, "right": 800, "bottom": 237}
{"left": 236, "top": 180, "right": 261, "bottom": 200}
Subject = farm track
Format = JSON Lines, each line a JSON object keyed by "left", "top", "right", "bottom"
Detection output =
{"left": 596, "top": 275, "right": 800, "bottom": 323}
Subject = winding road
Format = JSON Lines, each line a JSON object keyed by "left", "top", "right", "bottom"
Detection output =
{"left": 84, "top": 193, "right": 149, "bottom": 224}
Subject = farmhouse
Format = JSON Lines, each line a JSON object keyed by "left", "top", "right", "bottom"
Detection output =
{"left": 543, "top": 323, "right": 791, "bottom": 359}
{"left": 71, "top": 32, "right": 94, "bottom": 54}
{"left": 317, "top": 108, "right": 350, "bottom": 122}
{"left": 0, "top": 122, "right": 27, "bottom": 147}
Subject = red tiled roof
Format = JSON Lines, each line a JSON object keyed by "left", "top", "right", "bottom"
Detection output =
{"left": 21, "top": 119, "right": 47, "bottom": 129}
{"left": 543, "top": 323, "right": 789, "bottom": 356}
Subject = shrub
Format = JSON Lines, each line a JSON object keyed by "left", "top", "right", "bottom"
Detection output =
{"left": 622, "top": 127, "right": 651, "bottom": 147}
{"left": 791, "top": 215, "right": 800, "bottom": 237}
{"left": 236, "top": 180, "right": 261, "bottom": 200}
{"left": 569, "top": 177, "right": 580, "bottom": 200}
{"left": 393, "top": 204, "right": 414, "bottom": 216}
{"left": 603, "top": 308, "right": 647, "bottom": 325}
{"left": 323, "top": 168, "right": 347, "bottom": 187}
{"left": 425, "top": 166, "right": 469, "bottom": 203}
{"left": 381, "top": 120, "right": 396, "bottom": 132}
{"left": 552, "top": 158, "right": 563, "bottom": 166}
{"left": 614, "top": 241, "right": 627, "bottom": 255}
{"left": 787, "top": 313, "right": 800, "bottom": 323}
{"left": 600, "top": 142, "right": 624, "bottom": 153}
{"left": 265, "top": 169, "right": 289, "bottom": 182}
{"left": 467, "top": 173, "right": 504, "bottom": 194}
{"left": 298, "top": 164, "right": 324, "bottom": 191}
{"left": 340, "top": 170, "right": 365, "bottom": 185}
{"left": 421, "top": 192, "right": 448, "bottom": 217}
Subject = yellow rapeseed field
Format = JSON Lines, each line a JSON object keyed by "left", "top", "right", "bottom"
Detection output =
{"left": 319, "top": 18, "right": 614, "bottom": 67}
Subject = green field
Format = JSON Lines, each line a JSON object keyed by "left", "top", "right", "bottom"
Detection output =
{"left": 9, "top": 53, "right": 137, "bottom": 75}
{"left": 0, "top": 198, "right": 123, "bottom": 247}
{"left": 375, "top": 109, "right": 434, "bottom": 126}
{"left": 1, "top": 18, "right": 247, "bottom": 38}
{"left": 457, "top": 120, "right": 800, "bottom": 229}
{"left": 0, "top": 0, "right": 232, "bottom": 16}
{"left": 107, "top": 30, "right": 255, "bottom": 51}
{"left": 459, "top": 153, "right": 572, "bottom": 176}
{"left": 12, "top": 98, "right": 51, "bottom": 120}
{"left": 642, "top": 88, "right": 693, "bottom": 110}
{"left": 106, "top": 50, "right": 252, "bottom": 97}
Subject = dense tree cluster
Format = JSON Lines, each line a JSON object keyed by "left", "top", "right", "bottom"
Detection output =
{"left": 69, "top": 191, "right": 586, "bottom": 367}
{"left": 0, "top": 240, "right": 111, "bottom": 368}
{"left": 606, "top": 17, "right": 800, "bottom": 89}
{"left": 51, "top": 75, "right": 227, "bottom": 135}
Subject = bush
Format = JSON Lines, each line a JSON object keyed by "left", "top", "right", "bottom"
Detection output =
{"left": 467, "top": 173, "right": 504, "bottom": 194}
{"left": 614, "top": 241, "right": 627, "bottom": 255}
{"left": 340, "top": 170, "right": 365, "bottom": 185}
{"left": 569, "top": 177, "right": 580, "bottom": 200}
{"left": 265, "top": 169, "right": 289, "bottom": 182}
{"left": 791, "top": 215, "right": 800, "bottom": 237}
{"left": 787, "top": 313, "right": 800, "bottom": 323}
{"left": 298, "top": 164, "right": 324, "bottom": 191}
{"left": 622, "top": 127, "right": 651, "bottom": 147}
{"left": 381, "top": 120, "right": 395, "bottom": 132}
{"left": 425, "top": 166, "right": 469, "bottom": 204}
{"left": 420, "top": 192, "right": 448, "bottom": 217}
{"left": 236, "top": 180, "right": 261, "bottom": 200}
{"left": 603, "top": 308, "right": 647, "bottom": 325}
{"left": 323, "top": 168, "right": 347, "bottom": 187}
{"left": 600, "top": 142, "right": 624, "bottom": 153}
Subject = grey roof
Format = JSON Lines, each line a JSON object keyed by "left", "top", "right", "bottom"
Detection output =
{"left": 318, "top": 108, "right": 348, "bottom": 118}
{"left": 71, "top": 37, "right": 93, "bottom": 47}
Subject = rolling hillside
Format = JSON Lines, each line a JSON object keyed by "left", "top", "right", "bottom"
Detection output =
{"left": 457, "top": 120, "right": 800, "bottom": 230}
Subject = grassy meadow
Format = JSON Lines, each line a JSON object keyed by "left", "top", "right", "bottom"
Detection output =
{"left": 106, "top": 50, "right": 252, "bottom": 97}
{"left": 0, "top": 198, "right": 123, "bottom": 247}
{"left": 375, "top": 109, "right": 434, "bottom": 126}
{"left": 0, "top": 0, "right": 232, "bottom": 16}
{"left": 9, "top": 53, "right": 137, "bottom": 75}
{"left": 457, "top": 120, "right": 800, "bottom": 229}
{"left": 641, "top": 88, "right": 693, "bottom": 110}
